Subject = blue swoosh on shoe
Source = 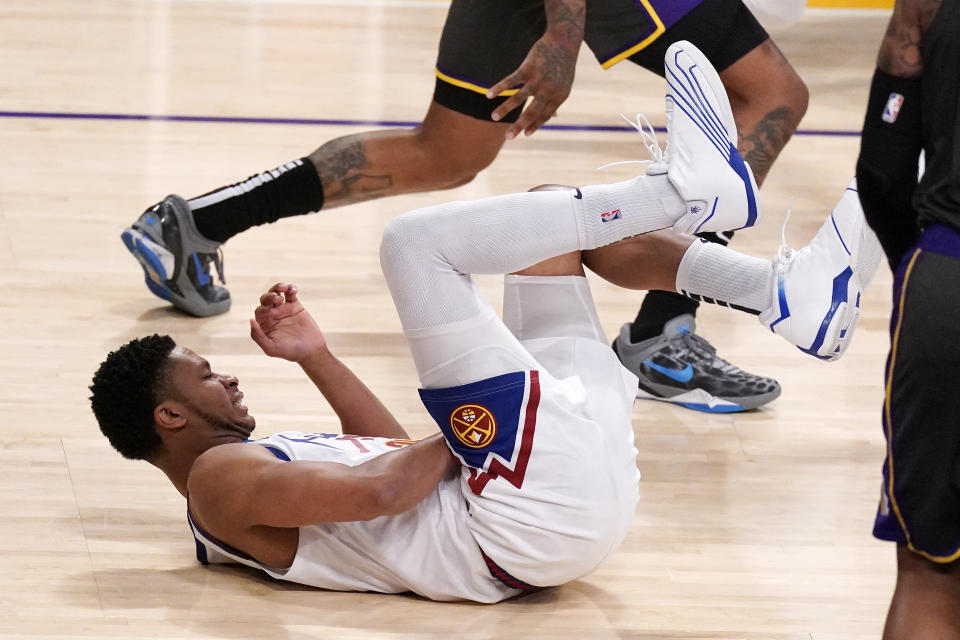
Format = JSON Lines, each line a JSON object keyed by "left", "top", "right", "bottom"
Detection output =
{"left": 643, "top": 360, "right": 694, "bottom": 383}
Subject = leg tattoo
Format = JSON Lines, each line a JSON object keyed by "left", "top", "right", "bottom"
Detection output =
{"left": 310, "top": 135, "right": 394, "bottom": 206}
{"left": 739, "top": 105, "right": 795, "bottom": 184}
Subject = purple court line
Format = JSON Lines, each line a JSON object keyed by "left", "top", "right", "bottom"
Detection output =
{"left": 0, "top": 109, "right": 862, "bottom": 137}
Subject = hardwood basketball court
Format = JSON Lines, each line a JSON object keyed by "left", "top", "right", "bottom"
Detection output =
{"left": 0, "top": 2, "right": 897, "bottom": 637}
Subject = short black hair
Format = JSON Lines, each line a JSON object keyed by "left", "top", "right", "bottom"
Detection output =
{"left": 90, "top": 334, "right": 177, "bottom": 460}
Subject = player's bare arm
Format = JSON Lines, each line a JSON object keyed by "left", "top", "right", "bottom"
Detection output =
{"left": 878, "top": 0, "right": 942, "bottom": 77}
{"left": 487, "top": 0, "right": 585, "bottom": 138}
{"left": 186, "top": 434, "right": 456, "bottom": 566}
{"left": 251, "top": 283, "right": 410, "bottom": 439}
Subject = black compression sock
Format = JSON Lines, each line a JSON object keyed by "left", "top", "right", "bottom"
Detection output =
{"left": 628, "top": 230, "right": 736, "bottom": 343}
{"left": 629, "top": 290, "right": 700, "bottom": 342}
{"left": 189, "top": 158, "right": 325, "bottom": 243}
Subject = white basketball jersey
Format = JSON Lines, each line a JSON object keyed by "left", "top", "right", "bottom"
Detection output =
{"left": 188, "top": 431, "right": 517, "bottom": 602}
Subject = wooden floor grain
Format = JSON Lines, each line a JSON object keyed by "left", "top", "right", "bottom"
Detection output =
{"left": 0, "top": 2, "right": 897, "bottom": 638}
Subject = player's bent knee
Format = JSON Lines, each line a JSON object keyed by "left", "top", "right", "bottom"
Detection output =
{"left": 730, "top": 71, "right": 807, "bottom": 123}
{"left": 439, "top": 149, "right": 499, "bottom": 189}
{"left": 781, "top": 71, "right": 810, "bottom": 120}
{"left": 416, "top": 152, "right": 485, "bottom": 191}
{"left": 379, "top": 214, "right": 424, "bottom": 278}
{"left": 411, "top": 126, "right": 503, "bottom": 190}
{"left": 722, "top": 42, "right": 809, "bottom": 128}
{"left": 441, "top": 168, "right": 481, "bottom": 190}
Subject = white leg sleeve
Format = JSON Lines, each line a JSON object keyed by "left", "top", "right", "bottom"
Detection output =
{"left": 380, "top": 176, "right": 685, "bottom": 332}
{"left": 379, "top": 190, "right": 579, "bottom": 333}
{"left": 502, "top": 275, "right": 605, "bottom": 343}
{"left": 404, "top": 309, "right": 542, "bottom": 389}
{"left": 379, "top": 179, "right": 685, "bottom": 387}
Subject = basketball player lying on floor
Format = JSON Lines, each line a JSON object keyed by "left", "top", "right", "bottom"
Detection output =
{"left": 89, "top": 42, "right": 881, "bottom": 602}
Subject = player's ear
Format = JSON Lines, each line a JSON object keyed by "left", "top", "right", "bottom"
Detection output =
{"left": 155, "top": 401, "right": 187, "bottom": 431}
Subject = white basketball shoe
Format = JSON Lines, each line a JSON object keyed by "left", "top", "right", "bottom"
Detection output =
{"left": 759, "top": 179, "right": 883, "bottom": 360}
{"left": 652, "top": 40, "right": 762, "bottom": 235}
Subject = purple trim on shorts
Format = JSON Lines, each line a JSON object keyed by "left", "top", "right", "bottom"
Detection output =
{"left": 647, "top": 0, "right": 703, "bottom": 28}
{"left": 917, "top": 223, "right": 960, "bottom": 259}
{"left": 873, "top": 246, "right": 919, "bottom": 545}
{"left": 600, "top": 0, "right": 698, "bottom": 64}
{"left": 874, "top": 236, "right": 960, "bottom": 560}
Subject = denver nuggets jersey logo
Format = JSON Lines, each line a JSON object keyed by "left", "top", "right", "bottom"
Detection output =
{"left": 450, "top": 404, "right": 496, "bottom": 448}
{"left": 421, "top": 370, "right": 539, "bottom": 495}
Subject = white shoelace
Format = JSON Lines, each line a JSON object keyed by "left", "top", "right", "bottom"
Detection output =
{"left": 775, "top": 197, "right": 797, "bottom": 271}
{"left": 596, "top": 113, "right": 667, "bottom": 174}
{"left": 203, "top": 247, "right": 226, "bottom": 284}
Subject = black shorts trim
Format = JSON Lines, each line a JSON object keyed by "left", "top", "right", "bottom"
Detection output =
{"left": 432, "top": 0, "right": 768, "bottom": 122}
{"left": 432, "top": 75, "right": 523, "bottom": 123}
{"left": 874, "top": 226, "right": 960, "bottom": 562}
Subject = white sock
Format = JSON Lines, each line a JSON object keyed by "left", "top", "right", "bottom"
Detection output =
{"left": 573, "top": 174, "right": 685, "bottom": 249}
{"left": 675, "top": 239, "right": 774, "bottom": 314}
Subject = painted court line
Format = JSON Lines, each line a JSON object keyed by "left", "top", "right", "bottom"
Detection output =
{"left": 0, "top": 110, "right": 862, "bottom": 137}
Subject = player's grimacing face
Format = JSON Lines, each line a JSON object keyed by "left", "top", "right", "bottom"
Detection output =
{"left": 165, "top": 347, "right": 256, "bottom": 438}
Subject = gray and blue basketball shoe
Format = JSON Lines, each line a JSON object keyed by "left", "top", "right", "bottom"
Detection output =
{"left": 121, "top": 195, "right": 231, "bottom": 317}
{"left": 614, "top": 315, "right": 781, "bottom": 413}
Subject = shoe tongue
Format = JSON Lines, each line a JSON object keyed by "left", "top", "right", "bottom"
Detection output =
{"left": 663, "top": 314, "right": 696, "bottom": 338}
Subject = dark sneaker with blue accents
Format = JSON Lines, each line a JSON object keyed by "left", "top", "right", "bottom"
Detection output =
{"left": 613, "top": 315, "right": 781, "bottom": 413}
{"left": 121, "top": 195, "right": 231, "bottom": 317}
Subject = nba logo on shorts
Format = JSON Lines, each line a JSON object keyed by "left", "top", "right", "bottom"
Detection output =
{"left": 882, "top": 92, "right": 904, "bottom": 123}
{"left": 601, "top": 208, "right": 622, "bottom": 223}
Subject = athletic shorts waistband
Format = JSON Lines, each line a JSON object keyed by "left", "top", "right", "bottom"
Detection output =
{"left": 918, "top": 223, "right": 960, "bottom": 258}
